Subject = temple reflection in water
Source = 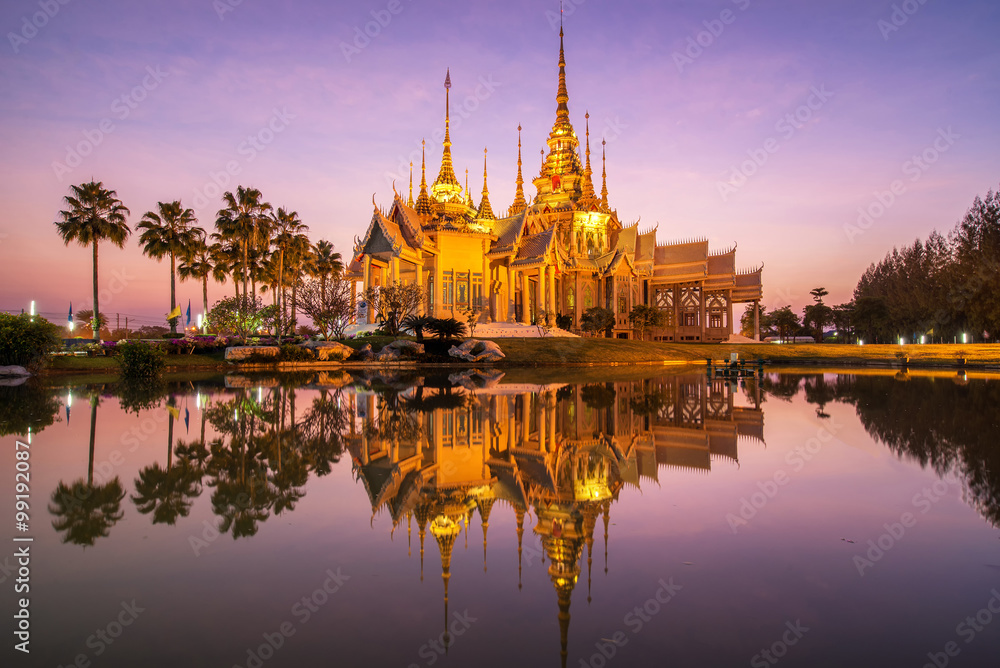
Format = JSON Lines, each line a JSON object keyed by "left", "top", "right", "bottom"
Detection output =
{"left": 347, "top": 372, "right": 764, "bottom": 666}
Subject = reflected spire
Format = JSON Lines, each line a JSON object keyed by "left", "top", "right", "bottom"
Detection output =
{"left": 431, "top": 515, "right": 460, "bottom": 651}
{"left": 516, "top": 507, "right": 525, "bottom": 591}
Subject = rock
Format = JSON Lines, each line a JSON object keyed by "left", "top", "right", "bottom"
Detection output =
{"left": 352, "top": 344, "right": 375, "bottom": 361}
{"left": 448, "top": 339, "right": 505, "bottom": 363}
{"left": 303, "top": 341, "right": 353, "bottom": 361}
{"left": 385, "top": 339, "right": 424, "bottom": 355}
{"left": 448, "top": 369, "right": 506, "bottom": 389}
{"left": 225, "top": 346, "right": 280, "bottom": 361}
{"left": 0, "top": 365, "right": 30, "bottom": 377}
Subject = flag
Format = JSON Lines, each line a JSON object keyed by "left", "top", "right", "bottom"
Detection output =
{"left": 167, "top": 404, "right": 180, "bottom": 419}
{"left": 167, "top": 305, "right": 182, "bottom": 321}
{"left": 68, "top": 302, "right": 73, "bottom": 324}
{"left": 184, "top": 407, "right": 190, "bottom": 434}
{"left": 186, "top": 300, "right": 192, "bottom": 326}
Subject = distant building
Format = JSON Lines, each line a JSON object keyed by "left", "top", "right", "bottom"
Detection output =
{"left": 350, "top": 24, "right": 763, "bottom": 341}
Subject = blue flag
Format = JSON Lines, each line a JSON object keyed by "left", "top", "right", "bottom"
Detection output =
{"left": 68, "top": 302, "right": 73, "bottom": 325}
{"left": 186, "top": 300, "right": 192, "bottom": 326}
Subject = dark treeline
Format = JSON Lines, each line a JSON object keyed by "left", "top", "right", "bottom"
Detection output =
{"left": 851, "top": 186, "right": 1000, "bottom": 343}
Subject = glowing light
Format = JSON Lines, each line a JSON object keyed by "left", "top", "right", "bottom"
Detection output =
{"left": 920, "top": 335, "right": 926, "bottom": 344}
{"left": 197, "top": 314, "right": 203, "bottom": 328}
{"left": 962, "top": 332, "right": 968, "bottom": 344}
{"left": 858, "top": 339, "right": 864, "bottom": 346}
{"left": 68, "top": 321, "right": 75, "bottom": 332}
{"left": 257, "top": 387, "right": 263, "bottom": 403}
{"left": 899, "top": 337, "right": 905, "bottom": 346}
{"left": 29, "top": 300, "right": 35, "bottom": 318}
{"left": 67, "top": 391, "right": 73, "bottom": 408}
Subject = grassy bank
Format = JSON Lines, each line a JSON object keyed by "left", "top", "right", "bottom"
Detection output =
{"left": 40, "top": 340, "right": 999, "bottom": 375}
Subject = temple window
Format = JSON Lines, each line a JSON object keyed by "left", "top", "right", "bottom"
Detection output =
{"left": 443, "top": 271, "right": 453, "bottom": 305}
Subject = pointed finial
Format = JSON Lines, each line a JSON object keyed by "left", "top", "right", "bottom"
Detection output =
{"left": 408, "top": 161, "right": 414, "bottom": 207}
{"left": 478, "top": 146, "right": 495, "bottom": 219}
{"left": 600, "top": 139, "right": 609, "bottom": 209}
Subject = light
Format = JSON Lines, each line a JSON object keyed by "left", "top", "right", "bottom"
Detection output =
{"left": 234, "top": 409, "right": 239, "bottom": 421}
{"left": 197, "top": 314, "right": 203, "bottom": 328}
{"left": 67, "top": 391, "right": 73, "bottom": 408}
{"left": 257, "top": 387, "right": 263, "bottom": 403}
{"left": 858, "top": 339, "right": 864, "bottom": 346}
{"left": 920, "top": 335, "right": 926, "bottom": 345}
{"left": 899, "top": 337, "right": 905, "bottom": 346}
{"left": 196, "top": 392, "right": 202, "bottom": 409}
{"left": 68, "top": 321, "right": 75, "bottom": 332}
{"left": 962, "top": 332, "right": 968, "bottom": 344}
{"left": 29, "top": 300, "right": 35, "bottom": 318}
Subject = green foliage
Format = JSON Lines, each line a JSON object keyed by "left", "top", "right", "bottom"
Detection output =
{"left": 279, "top": 344, "right": 315, "bottom": 362}
{"left": 362, "top": 281, "right": 425, "bottom": 336}
{"left": 770, "top": 306, "right": 801, "bottom": 342}
{"left": 580, "top": 307, "right": 615, "bottom": 337}
{"left": 0, "top": 381, "right": 61, "bottom": 436}
{"left": 209, "top": 295, "right": 278, "bottom": 339}
{"left": 628, "top": 304, "right": 665, "bottom": 340}
{"left": 0, "top": 313, "right": 63, "bottom": 369}
{"left": 425, "top": 317, "right": 467, "bottom": 339}
{"left": 401, "top": 314, "right": 433, "bottom": 342}
{"left": 114, "top": 341, "right": 165, "bottom": 379}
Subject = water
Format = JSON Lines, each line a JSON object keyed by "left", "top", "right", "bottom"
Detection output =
{"left": 2, "top": 368, "right": 999, "bottom": 668}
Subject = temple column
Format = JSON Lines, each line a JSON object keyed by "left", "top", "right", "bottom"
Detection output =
{"left": 547, "top": 392, "right": 556, "bottom": 451}
{"left": 726, "top": 290, "right": 733, "bottom": 339}
{"left": 574, "top": 271, "right": 581, "bottom": 328}
{"left": 673, "top": 284, "right": 680, "bottom": 341}
{"left": 415, "top": 261, "right": 425, "bottom": 316}
{"left": 520, "top": 270, "right": 530, "bottom": 325}
{"left": 753, "top": 299, "right": 760, "bottom": 341}
{"left": 482, "top": 247, "right": 492, "bottom": 323}
{"left": 520, "top": 393, "right": 530, "bottom": 446}
{"left": 538, "top": 396, "right": 546, "bottom": 453}
{"left": 391, "top": 256, "right": 400, "bottom": 285}
{"left": 536, "top": 268, "right": 544, "bottom": 325}
{"left": 699, "top": 285, "right": 707, "bottom": 342}
{"left": 546, "top": 264, "right": 556, "bottom": 327}
{"left": 434, "top": 263, "right": 443, "bottom": 320}
{"left": 507, "top": 265, "right": 516, "bottom": 323}
{"left": 363, "top": 256, "right": 372, "bottom": 324}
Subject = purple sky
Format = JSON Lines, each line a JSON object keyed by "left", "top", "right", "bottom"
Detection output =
{"left": 1, "top": 0, "right": 997, "bottom": 326}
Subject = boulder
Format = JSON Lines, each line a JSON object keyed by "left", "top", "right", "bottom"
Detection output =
{"left": 386, "top": 339, "right": 425, "bottom": 355}
{"left": 225, "top": 346, "right": 280, "bottom": 361}
{"left": 447, "top": 339, "right": 505, "bottom": 363}
{"left": 353, "top": 344, "right": 375, "bottom": 361}
{"left": 303, "top": 341, "right": 353, "bottom": 361}
{"left": 0, "top": 365, "right": 30, "bottom": 377}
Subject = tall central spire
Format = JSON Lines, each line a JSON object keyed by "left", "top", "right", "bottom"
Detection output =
{"left": 432, "top": 68, "right": 462, "bottom": 200}
{"left": 556, "top": 23, "right": 570, "bottom": 126}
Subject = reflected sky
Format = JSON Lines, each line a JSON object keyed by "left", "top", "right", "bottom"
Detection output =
{"left": 1, "top": 369, "right": 999, "bottom": 667}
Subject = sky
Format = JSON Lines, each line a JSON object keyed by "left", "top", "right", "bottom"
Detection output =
{"left": 0, "top": 0, "right": 998, "bottom": 326}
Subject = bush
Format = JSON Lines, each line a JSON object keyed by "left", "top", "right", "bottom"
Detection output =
{"left": 556, "top": 313, "right": 573, "bottom": 330}
{"left": 114, "top": 341, "right": 165, "bottom": 378}
{"left": 426, "top": 318, "right": 467, "bottom": 339}
{"left": 0, "top": 314, "right": 63, "bottom": 370}
{"left": 279, "top": 344, "right": 314, "bottom": 362}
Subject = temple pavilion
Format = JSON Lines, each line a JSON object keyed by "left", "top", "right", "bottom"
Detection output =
{"left": 349, "top": 24, "right": 763, "bottom": 341}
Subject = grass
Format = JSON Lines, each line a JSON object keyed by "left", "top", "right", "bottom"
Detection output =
{"left": 40, "top": 340, "right": 1000, "bottom": 375}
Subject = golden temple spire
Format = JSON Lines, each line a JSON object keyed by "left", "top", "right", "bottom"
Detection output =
{"left": 509, "top": 124, "right": 527, "bottom": 216}
{"left": 432, "top": 69, "right": 462, "bottom": 200}
{"left": 479, "top": 497, "right": 495, "bottom": 572}
{"left": 415, "top": 139, "right": 432, "bottom": 215}
{"left": 602, "top": 499, "right": 610, "bottom": 574}
{"left": 600, "top": 139, "right": 609, "bottom": 210}
{"left": 478, "top": 147, "right": 496, "bottom": 220}
{"left": 555, "top": 21, "right": 570, "bottom": 128}
{"left": 408, "top": 161, "right": 414, "bottom": 207}
{"left": 465, "top": 168, "right": 474, "bottom": 209}
{"left": 580, "top": 112, "right": 596, "bottom": 204}
{"left": 516, "top": 507, "right": 525, "bottom": 591}
{"left": 431, "top": 516, "right": 460, "bottom": 651}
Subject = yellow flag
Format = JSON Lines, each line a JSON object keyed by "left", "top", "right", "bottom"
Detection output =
{"left": 167, "top": 405, "right": 180, "bottom": 419}
{"left": 167, "top": 305, "right": 182, "bottom": 320}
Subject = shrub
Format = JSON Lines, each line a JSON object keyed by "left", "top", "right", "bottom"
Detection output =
{"left": 279, "top": 344, "right": 315, "bottom": 362}
{"left": 0, "top": 314, "right": 63, "bottom": 370}
{"left": 114, "top": 341, "right": 165, "bottom": 379}
{"left": 426, "top": 317, "right": 467, "bottom": 339}
{"left": 556, "top": 313, "right": 573, "bottom": 330}
{"left": 401, "top": 314, "right": 433, "bottom": 342}
{"left": 208, "top": 295, "right": 278, "bottom": 339}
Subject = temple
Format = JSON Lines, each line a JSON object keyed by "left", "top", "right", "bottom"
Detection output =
{"left": 346, "top": 372, "right": 765, "bottom": 667}
{"left": 350, "top": 24, "right": 763, "bottom": 341}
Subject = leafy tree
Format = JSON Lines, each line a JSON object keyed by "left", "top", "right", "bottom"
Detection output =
{"left": 580, "top": 306, "right": 615, "bottom": 337}
{"left": 297, "top": 276, "right": 354, "bottom": 339}
{"left": 74, "top": 310, "right": 108, "bottom": 338}
{"left": 802, "top": 288, "right": 833, "bottom": 342}
{"left": 770, "top": 305, "right": 800, "bottom": 342}
{"left": 740, "top": 303, "right": 770, "bottom": 339}
{"left": 268, "top": 208, "right": 309, "bottom": 342}
{"left": 137, "top": 201, "right": 200, "bottom": 335}
{"left": 362, "top": 281, "right": 425, "bottom": 336}
{"left": 0, "top": 313, "right": 63, "bottom": 370}
{"left": 213, "top": 186, "right": 272, "bottom": 298}
{"left": 54, "top": 181, "right": 131, "bottom": 339}
{"left": 208, "top": 295, "right": 278, "bottom": 340}
{"left": 628, "top": 304, "right": 664, "bottom": 341}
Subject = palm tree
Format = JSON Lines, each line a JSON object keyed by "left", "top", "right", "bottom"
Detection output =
{"left": 270, "top": 208, "right": 309, "bottom": 341}
{"left": 54, "top": 181, "right": 131, "bottom": 340}
{"left": 310, "top": 239, "right": 344, "bottom": 304}
{"left": 137, "top": 201, "right": 200, "bottom": 335}
{"left": 179, "top": 235, "right": 226, "bottom": 333}
{"left": 214, "top": 186, "right": 272, "bottom": 298}
{"left": 284, "top": 234, "right": 313, "bottom": 335}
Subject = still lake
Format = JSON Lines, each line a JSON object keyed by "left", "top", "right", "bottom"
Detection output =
{"left": 2, "top": 368, "right": 999, "bottom": 668}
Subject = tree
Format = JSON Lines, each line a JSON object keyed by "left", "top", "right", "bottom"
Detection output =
{"left": 740, "top": 303, "right": 769, "bottom": 339}
{"left": 75, "top": 310, "right": 108, "bottom": 338}
{"left": 832, "top": 302, "right": 856, "bottom": 342}
{"left": 628, "top": 304, "right": 664, "bottom": 341}
{"left": 425, "top": 317, "right": 466, "bottom": 339}
{"left": 580, "top": 307, "right": 615, "bottom": 337}
{"left": 297, "top": 276, "right": 354, "bottom": 339}
{"left": 362, "top": 281, "right": 425, "bottom": 336}
{"left": 137, "top": 201, "right": 200, "bottom": 335}
{"left": 178, "top": 236, "right": 226, "bottom": 334}
{"left": 54, "top": 181, "right": 131, "bottom": 340}
{"left": 269, "top": 208, "right": 309, "bottom": 342}
{"left": 770, "top": 305, "right": 800, "bottom": 342}
{"left": 208, "top": 295, "right": 278, "bottom": 340}
{"left": 214, "top": 186, "right": 272, "bottom": 298}
{"left": 459, "top": 299, "right": 485, "bottom": 337}
{"left": 802, "top": 287, "right": 833, "bottom": 342}
{"left": 401, "top": 314, "right": 433, "bottom": 342}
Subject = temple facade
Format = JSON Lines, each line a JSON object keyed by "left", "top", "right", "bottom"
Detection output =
{"left": 350, "top": 26, "right": 763, "bottom": 341}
